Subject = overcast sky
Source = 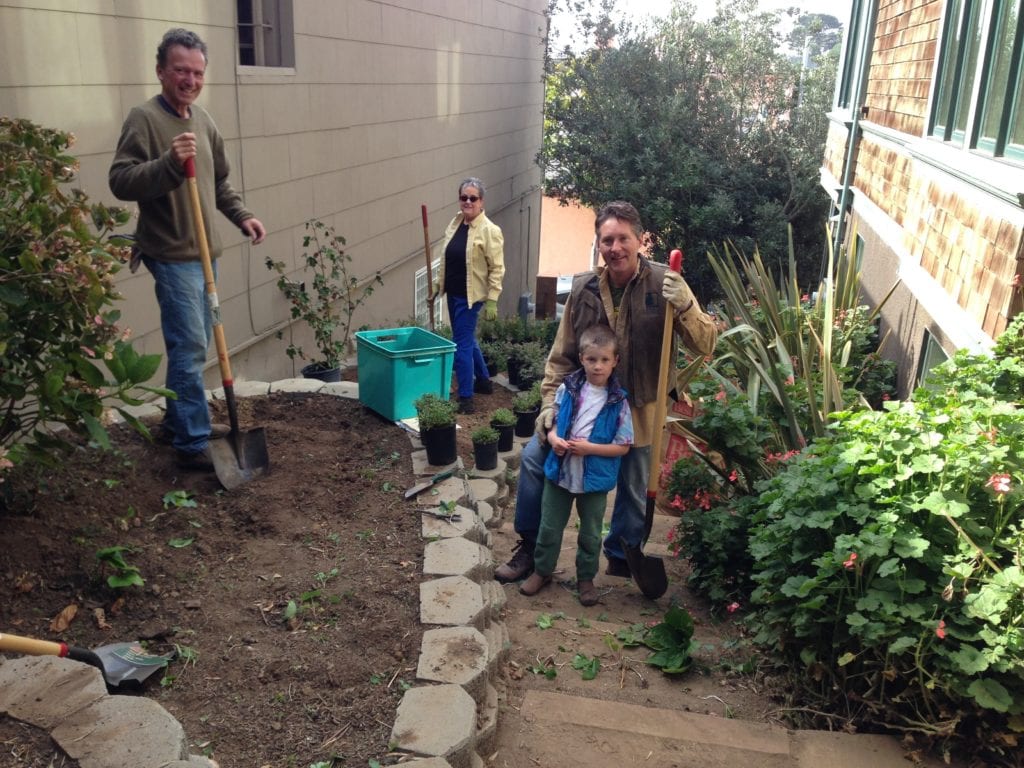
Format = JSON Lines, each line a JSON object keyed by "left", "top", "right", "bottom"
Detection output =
{"left": 550, "top": 0, "right": 854, "bottom": 51}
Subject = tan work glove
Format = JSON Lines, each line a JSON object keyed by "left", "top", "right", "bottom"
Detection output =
{"left": 662, "top": 270, "right": 696, "bottom": 314}
{"left": 429, "top": 281, "right": 441, "bottom": 301}
{"left": 534, "top": 404, "right": 555, "bottom": 445}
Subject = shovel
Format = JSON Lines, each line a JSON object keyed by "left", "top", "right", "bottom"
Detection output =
{"left": 621, "top": 249, "right": 685, "bottom": 600}
{"left": 183, "top": 156, "right": 270, "bottom": 490}
{"left": 0, "top": 631, "right": 175, "bottom": 692}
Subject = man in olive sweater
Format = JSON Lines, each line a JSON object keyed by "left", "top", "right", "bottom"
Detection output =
{"left": 110, "top": 28, "right": 265, "bottom": 471}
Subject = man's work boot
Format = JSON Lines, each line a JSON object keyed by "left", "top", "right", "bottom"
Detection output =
{"left": 604, "top": 555, "right": 632, "bottom": 578}
{"left": 494, "top": 540, "right": 534, "bottom": 583}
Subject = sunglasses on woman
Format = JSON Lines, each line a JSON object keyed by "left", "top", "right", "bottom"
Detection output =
{"left": 459, "top": 195, "right": 480, "bottom": 203}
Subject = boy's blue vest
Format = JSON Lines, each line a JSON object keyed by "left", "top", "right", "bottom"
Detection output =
{"left": 544, "top": 367, "right": 628, "bottom": 493}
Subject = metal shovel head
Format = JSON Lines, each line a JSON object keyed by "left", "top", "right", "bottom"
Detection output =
{"left": 94, "top": 642, "right": 175, "bottom": 687}
{"left": 210, "top": 427, "right": 270, "bottom": 490}
{"left": 621, "top": 538, "right": 669, "bottom": 600}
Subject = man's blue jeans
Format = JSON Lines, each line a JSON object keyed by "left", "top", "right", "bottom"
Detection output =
{"left": 447, "top": 294, "right": 489, "bottom": 398}
{"left": 514, "top": 435, "right": 650, "bottom": 561}
{"left": 144, "top": 257, "right": 213, "bottom": 454}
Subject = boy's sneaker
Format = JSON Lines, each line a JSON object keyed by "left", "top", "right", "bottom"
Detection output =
{"left": 473, "top": 378, "right": 494, "bottom": 395}
{"left": 519, "top": 572, "right": 552, "bottom": 596}
{"left": 578, "top": 580, "right": 599, "bottom": 606}
{"left": 457, "top": 396, "right": 475, "bottom": 414}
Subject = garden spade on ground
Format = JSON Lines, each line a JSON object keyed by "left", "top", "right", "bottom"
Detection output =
{"left": 183, "top": 156, "right": 269, "bottom": 490}
{"left": 621, "top": 249, "right": 687, "bottom": 600}
{"left": 0, "top": 631, "right": 175, "bottom": 692}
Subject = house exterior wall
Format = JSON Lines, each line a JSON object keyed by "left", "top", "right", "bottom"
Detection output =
{"left": 822, "top": 0, "right": 1024, "bottom": 395}
{"left": 0, "top": 1, "right": 547, "bottom": 385}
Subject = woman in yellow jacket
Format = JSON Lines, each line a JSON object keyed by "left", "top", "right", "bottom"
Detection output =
{"left": 432, "top": 178, "right": 505, "bottom": 413}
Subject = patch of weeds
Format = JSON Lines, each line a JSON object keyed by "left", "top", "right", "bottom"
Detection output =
{"left": 528, "top": 661, "right": 557, "bottom": 679}
{"left": 577, "top": 617, "right": 591, "bottom": 628}
{"left": 356, "top": 530, "right": 375, "bottom": 543}
{"left": 162, "top": 489, "right": 197, "bottom": 509}
{"left": 535, "top": 611, "right": 566, "bottom": 630}
{"left": 167, "top": 537, "right": 194, "bottom": 549}
{"left": 96, "top": 545, "right": 144, "bottom": 588}
{"left": 571, "top": 653, "right": 600, "bottom": 680}
{"left": 615, "top": 623, "right": 646, "bottom": 647}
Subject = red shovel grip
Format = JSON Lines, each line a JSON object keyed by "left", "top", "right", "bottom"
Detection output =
{"left": 669, "top": 248, "right": 683, "bottom": 272}
{"left": 183, "top": 156, "right": 196, "bottom": 179}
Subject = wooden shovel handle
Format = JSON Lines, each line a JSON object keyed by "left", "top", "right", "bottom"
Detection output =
{"left": 0, "top": 631, "right": 67, "bottom": 657}
{"left": 183, "top": 157, "right": 239, "bottom": 434}
{"left": 422, "top": 204, "right": 435, "bottom": 330}
{"left": 183, "top": 157, "right": 234, "bottom": 391}
{"left": 646, "top": 249, "right": 684, "bottom": 495}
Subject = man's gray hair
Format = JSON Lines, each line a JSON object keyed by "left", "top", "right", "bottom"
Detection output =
{"left": 459, "top": 177, "right": 486, "bottom": 198}
{"left": 157, "top": 28, "right": 208, "bottom": 67}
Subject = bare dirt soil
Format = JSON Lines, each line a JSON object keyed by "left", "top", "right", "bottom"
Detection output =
{"left": 0, "top": 381, "right": 778, "bottom": 768}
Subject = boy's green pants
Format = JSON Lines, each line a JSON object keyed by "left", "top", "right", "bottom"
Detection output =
{"left": 533, "top": 478, "right": 607, "bottom": 581}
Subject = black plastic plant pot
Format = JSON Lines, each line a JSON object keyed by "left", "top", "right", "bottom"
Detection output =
{"left": 421, "top": 424, "right": 457, "bottom": 466}
{"left": 514, "top": 407, "right": 539, "bottom": 438}
{"left": 491, "top": 421, "right": 515, "bottom": 452}
{"left": 473, "top": 440, "right": 498, "bottom": 471}
{"left": 301, "top": 362, "right": 342, "bottom": 383}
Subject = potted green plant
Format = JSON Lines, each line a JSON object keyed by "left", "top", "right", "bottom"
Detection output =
{"left": 507, "top": 340, "right": 546, "bottom": 388}
{"left": 414, "top": 393, "right": 458, "bottom": 466}
{"left": 266, "top": 218, "right": 383, "bottom": 382}
{"left": 470, "top": 425, "right": 499, "bottom": 470}
{"left": 479, "top": 338, "right": 509, "bottom": 378}
{"left": 511, "top": 383, "right": 543, "bottom": 438}
{"left": 489, "top": 407, "right": 516, "bottom": 452}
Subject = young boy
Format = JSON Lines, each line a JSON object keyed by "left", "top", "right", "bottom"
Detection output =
{"left": 518, "top": 324, "right": 633, "bottom": 606}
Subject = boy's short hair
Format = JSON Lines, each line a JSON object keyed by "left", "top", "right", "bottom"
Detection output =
{"left": 579, "top": 324, "right": 618, "bottom": 355}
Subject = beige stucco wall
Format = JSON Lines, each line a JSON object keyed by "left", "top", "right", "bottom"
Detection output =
{"left": 0, "top": 0, "right": 547, "bottom": 385}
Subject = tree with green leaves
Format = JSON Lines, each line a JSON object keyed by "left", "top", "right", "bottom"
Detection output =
{"left": 1, "top": 118, "right": 170, "bottom": 482}
{"left": 541, "top": 0, "right": 837, "bottom": 299}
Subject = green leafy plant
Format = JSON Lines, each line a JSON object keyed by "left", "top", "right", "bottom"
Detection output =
{"left": 162, "top": 489, "right": 197, "bottom": 509}
{"left": 490, "top": 407, "right": 516, "bottom": 426}
{"left": 0, "top": 118, "right": 170, "bottom": 479}
{"left": 96, "top": 545, "right": 144, "bottom": 589}
{"left": 571, "top": 653, "right": 601, "bottom": 680}
{"left": 512, "top": 382, "right": 542, "bottom": 413}
{"left": 742, "top": 326, "right": 1024, "bottom": 762}
{"left": 642, "top": 605, "right": 697, "bottom": 674}
{"left": 414, "top": 393, "right": 458, "bottom": 430}
{"left": 265, "top": 218, "right": 383, "bottom": 371}
{"left": 471, "top": 425, "right": 499, "bottom": 445}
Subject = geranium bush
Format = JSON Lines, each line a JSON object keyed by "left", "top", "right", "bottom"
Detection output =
{"left": 745, "top": 319, "right": 1024, "bottom": 763}
{"left": 1, "top": 118, "right": 168, "bottom": 484}
{"left": 667, "top": 235, "right": 896, "bottom": 608}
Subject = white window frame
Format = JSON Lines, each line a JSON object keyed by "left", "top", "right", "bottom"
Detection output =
{"left": 237, "top": 0, "right": 295, "bottom": 68}
{"left": 415, "top": 260, "right": 443, "bottom": 329}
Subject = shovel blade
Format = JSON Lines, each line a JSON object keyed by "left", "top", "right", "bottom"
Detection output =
{"left": 210, "top": 428, "right": 270, "bottom": 490}
{"left": 94, "top": 642, "right": 175, "bottom": 687}
{"left": 621, "top": 538, "right": 668, "bottom": 600}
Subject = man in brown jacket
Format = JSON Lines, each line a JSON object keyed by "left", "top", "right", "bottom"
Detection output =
{"left": 496, "top": 201, "right": 717, "bottom": 583}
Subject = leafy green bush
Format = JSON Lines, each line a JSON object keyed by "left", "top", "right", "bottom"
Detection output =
{"left": 265, "top": 218, "right": 383, "bottom": 370}
{"left": 745, "top": 340, "right": 1024, "bottom": 762}
{"left": 0, "top": 117, "right": 168, "bottom": 479}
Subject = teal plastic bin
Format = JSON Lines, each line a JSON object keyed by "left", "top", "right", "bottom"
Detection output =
{"left": 355, "top": 327, "right": 456, "bottom": 420}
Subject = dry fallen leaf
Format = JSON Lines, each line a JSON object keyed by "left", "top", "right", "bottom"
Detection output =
{"left": 93, "top": 607, "right": 112, "bottom": 631}
{"left": 14, "top": 572, "right": 35, "bottom": 593}
{"left": 49, "top": 603, "right": 78, "bottom": 633}
{"left": 109, "top": 596, "right": 126, "bottom": 616}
